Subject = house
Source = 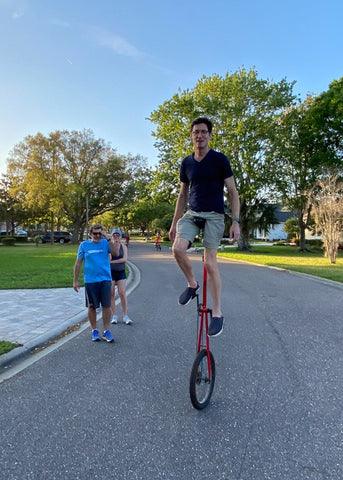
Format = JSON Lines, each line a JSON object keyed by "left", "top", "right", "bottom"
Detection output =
{"left": 253, "top": 205, "right": 294, "bottom": 241}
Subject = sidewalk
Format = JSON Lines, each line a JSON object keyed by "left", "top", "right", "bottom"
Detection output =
{"left": 0, "top": 262, "right": 139, "bottom": 369}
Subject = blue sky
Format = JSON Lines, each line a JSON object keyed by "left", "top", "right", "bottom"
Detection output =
{"left": 0, "top": 0, "right": 342, "bottom": 175}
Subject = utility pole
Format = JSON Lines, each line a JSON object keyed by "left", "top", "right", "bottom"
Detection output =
{"left": 85, "top": 194, "right": 89, "bottom": 238}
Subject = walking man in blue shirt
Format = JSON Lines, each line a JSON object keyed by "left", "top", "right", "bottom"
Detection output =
{"left": 73, "top": 224, "right": 119, "bottom": 342}
{"left": 169, "top": 117, "right": 240, "bottom": 337}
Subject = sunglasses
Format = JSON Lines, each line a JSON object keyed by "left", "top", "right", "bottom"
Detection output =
{"left": 92, "top": 232, "right": 102, "bottom": 236}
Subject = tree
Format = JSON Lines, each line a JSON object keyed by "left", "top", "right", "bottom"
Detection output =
{"left": 309, "top": 175, "right": 343, "bottom": 263}
{"left": 270, "top": 78, "right": 343, "bottom": 251}
{"left": 126, "top": 200, "right": 162, "bottom": 235}
{"left": 308, "top": 77, "right": 343, "bottom": 166}
{"left": 7, "top": 132, "right": 66, "bottom": 242}
{"left": 149, "top": 68, "right": 296, "bottom": 250}
{"left": 6, "top": 130, "right": 134, "bottom": 242}
{"left": 270, "top": 97, "right": 320, "bottom": 251}
{"left": 283, "top": 218, "right": 299, "bottom": 240}
{"left": 0, "top": 175, "right": 25, "bottom": 234}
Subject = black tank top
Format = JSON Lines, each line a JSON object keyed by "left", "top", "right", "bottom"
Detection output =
{"left": 110, "top": 244, "right": 125, "bottom": 272}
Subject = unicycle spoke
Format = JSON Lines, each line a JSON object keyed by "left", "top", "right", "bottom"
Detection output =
{"left": 189, "top": 349, "right": 215, "bottom": 410}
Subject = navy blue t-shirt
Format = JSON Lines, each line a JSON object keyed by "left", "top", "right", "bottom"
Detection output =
{"left": 179, "top": 149, "right": 233, "bottom": 214}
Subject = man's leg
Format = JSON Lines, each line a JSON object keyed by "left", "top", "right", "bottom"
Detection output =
{"left": 204, "top": 248, "right": 222, "bottom": 318}
{"left": 172, "top": 237, "right": 198, "bottom": 288}
{"left": 100, "top": 281, "right": 115, "bottom": 340}
{"left": 88, "top": 307, "right": 97, "bottom": 329}
{"left": 102, "top": 306, "right": 111, "bottom": 331}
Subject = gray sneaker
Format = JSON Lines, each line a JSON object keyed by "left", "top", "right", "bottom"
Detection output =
{"left": 111, "top": 315, "right": 118, "bottom": 324}
{"left": 208, "top": 316, "right": 224, "bottom": 337}
{"left": 178, "top": 282, "right": 199, "bottom": 306}
{"left": 123, "top": 315, "right": 132, "bottom": 325}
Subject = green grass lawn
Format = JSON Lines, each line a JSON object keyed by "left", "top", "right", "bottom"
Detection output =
{"left": 0, "top": 243, "right": 80, "bottom": 289}
{"left": 218, "top": 245, "right": 343, "bottom": 283}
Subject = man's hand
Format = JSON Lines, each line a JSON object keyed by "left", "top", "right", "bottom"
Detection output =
{"left": 73, "top": 281, "right": 80, "bottom": 293}
{"left": 102, "top": 231, "right": 111, "bottom": 241}
{"left": 229, "top": 222, "right": 240, "bottom": 243}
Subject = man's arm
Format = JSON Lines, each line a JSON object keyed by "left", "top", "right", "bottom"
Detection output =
{"left": 169, "top": 182, "right": 189, "bottom": 243}
{"left": 110, "top": 243, "right": 128, "bottom": 264}
{"left": 73, "top": 257, "right": 83, "bottom": 292}
{"left": 224, "top": 176, "right": 240, "bottom": 242}
{"left": 101, "top": 231, "right": 120, "bottom": 258}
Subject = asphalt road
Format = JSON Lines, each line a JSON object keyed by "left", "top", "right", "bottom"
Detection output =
{"left": 1, "top": 242, "right": 342, "bottom": 480}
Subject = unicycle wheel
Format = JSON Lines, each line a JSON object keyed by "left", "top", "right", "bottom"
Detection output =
{"left": 189, "top": 349, "right": 215, "bottom": 409}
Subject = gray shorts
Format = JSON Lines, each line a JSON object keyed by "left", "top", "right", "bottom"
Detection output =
{"left": 176, "top": 210, "right": 224, "bottom": 249}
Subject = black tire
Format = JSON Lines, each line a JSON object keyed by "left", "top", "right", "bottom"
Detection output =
{"left": 59, "top": 238, "right": 65, "bottom": 244}
{"left": 189, "top": 349, "right": 215, "bottom": 410}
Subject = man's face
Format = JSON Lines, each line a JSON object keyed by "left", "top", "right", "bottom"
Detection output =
{"left": 90, "top": 229, "right": 102, "bottom": 243}
{"left": 190, "top": 123, "right": 211, "bottom": 149}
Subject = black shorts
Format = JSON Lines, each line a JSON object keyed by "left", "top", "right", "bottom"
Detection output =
{"left": 85, "top": 281, "right": 112, "bottom": 309}
{"left": 111, "top": 269, "right": 127, "bottom": 282}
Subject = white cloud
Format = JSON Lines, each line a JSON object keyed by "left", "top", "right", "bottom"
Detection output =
{"left": 0, "top": 0, "right": 26, "bottom": 18}
{"left": 51, "top": 18, "right": 71, "bottom": 28}
{"left": 91, "top": 26, "right": 145, "bottom": 59}
{"left": 12, "top": 9, "right": 24, "bottom": 18}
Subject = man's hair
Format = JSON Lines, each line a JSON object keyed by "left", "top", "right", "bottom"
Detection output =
{"left": 191, "top": 117, "right": 213, "bottom": 134}
{"left": 89, "top": 224, "right": 103, "bottom": 233}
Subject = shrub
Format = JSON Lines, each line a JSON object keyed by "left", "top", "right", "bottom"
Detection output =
{"left": 306, "top": 239, "right": 323, "bottom": 247}
{"left": 14, "top": 236, "right": 28, "bottom": 243}
{"left": 1, "top": 237, "right": 16, "bottom": 246}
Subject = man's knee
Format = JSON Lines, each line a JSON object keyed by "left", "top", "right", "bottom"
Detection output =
{"left": 204, "top": 253, "right": 218, "bottom": 274}
{"left": 172, "top": 239, "right": 189, "bottom": 257}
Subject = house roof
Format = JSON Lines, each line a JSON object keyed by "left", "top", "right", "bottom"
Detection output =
{"left": 273, "top": 205, "right": 294, "bottom": 223}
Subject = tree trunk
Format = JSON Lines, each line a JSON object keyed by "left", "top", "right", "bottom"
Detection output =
{"left": 50, "top": 212, "right": 54, "bottom": 245}
{"left": 237, "top": 224, "right": 250, "bottom": 251}
{"left": 298, "top": 223, "right": 307, "bottom": 252}
{"left": 72, "top": 217, "right": 83, "bottom": 244}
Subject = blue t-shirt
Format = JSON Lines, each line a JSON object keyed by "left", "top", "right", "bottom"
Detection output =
{"left": 180, "top": 149, "right": 233, "bottom": 214}
{"left": 77, "top": 238, "right": 112, "bottom": 283}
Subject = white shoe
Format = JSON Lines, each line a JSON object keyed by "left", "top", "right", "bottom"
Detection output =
{"left": 111, "top": 315, "right": 118, "bottom": 324}
{"left": 123, "top": 315, "right": 132, "bottom": 325}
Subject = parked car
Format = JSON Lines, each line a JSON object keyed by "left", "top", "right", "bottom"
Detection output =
{"left": 38, "top": 231, "right": 72, "bottom": 244}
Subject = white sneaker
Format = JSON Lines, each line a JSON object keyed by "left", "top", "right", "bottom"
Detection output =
{"left": 111, "top": 315, "right": 118, "bottom": 324}
{"left": 123, "top": 315, "right": 132, "bottom": 325}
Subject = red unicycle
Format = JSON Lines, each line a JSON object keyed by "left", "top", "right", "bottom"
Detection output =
{"left": 189, "top": 257, "right": 216, "bottom": 410}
